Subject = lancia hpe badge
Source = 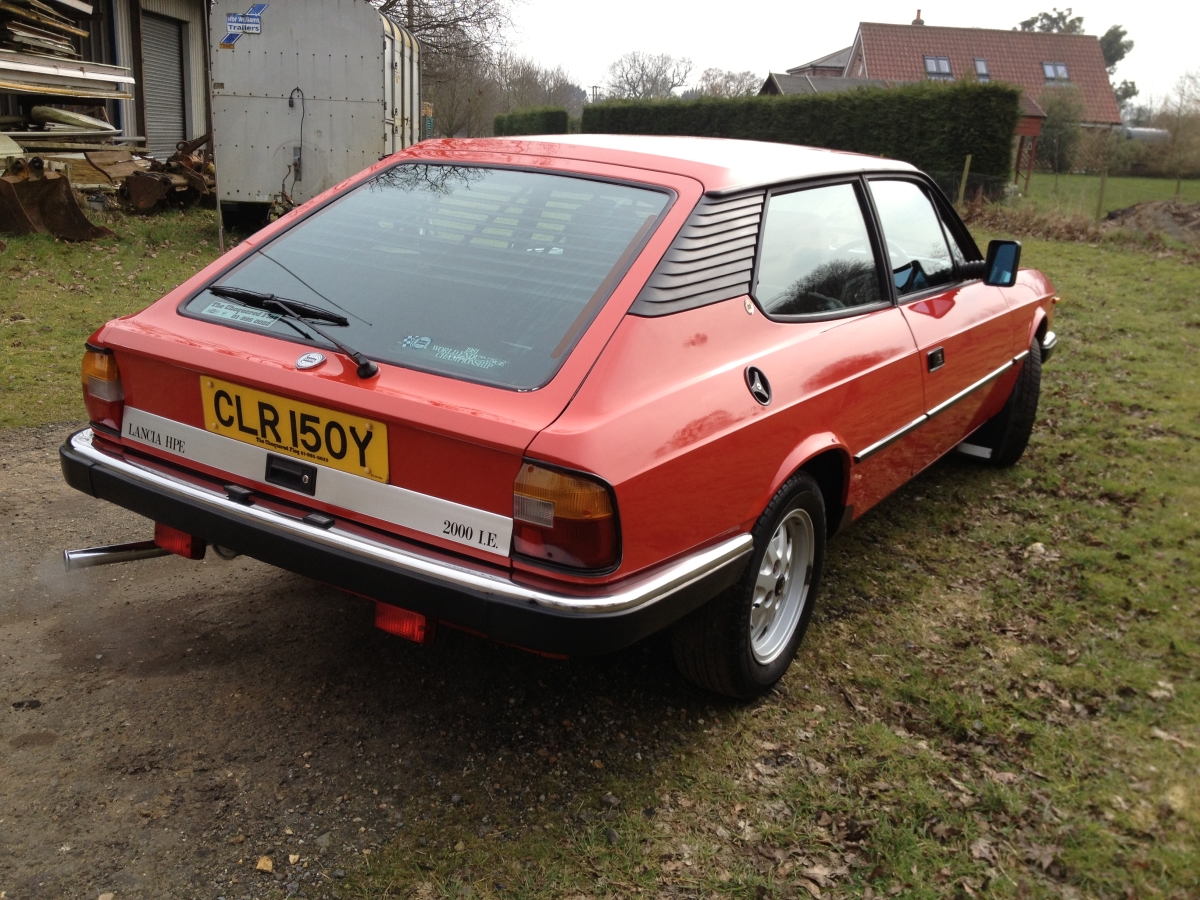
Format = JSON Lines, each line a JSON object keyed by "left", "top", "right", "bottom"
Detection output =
{"left": 296, "top": 352, "right": 326, "bottom": 370}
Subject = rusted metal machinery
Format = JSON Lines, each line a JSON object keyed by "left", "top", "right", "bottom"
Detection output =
{"left": 0, "top": 155, "right": 114, "bottom": 241}
{"left": 118, "top": 133, "right": 215, "bottom": 214}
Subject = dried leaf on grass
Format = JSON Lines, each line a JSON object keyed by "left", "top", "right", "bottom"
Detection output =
{"left": 1151, "top": 727, "right": 1196, "bottom": 749}
{"left": 969, "top": 838, "right": 997, "bottom": 862}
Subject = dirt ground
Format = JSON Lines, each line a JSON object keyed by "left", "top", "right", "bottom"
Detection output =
{"left": 1105, "top": 199, "right": 1200, "bottom": 243}
{"left": 0, "top": 423, "right": 693, "bottom": 900}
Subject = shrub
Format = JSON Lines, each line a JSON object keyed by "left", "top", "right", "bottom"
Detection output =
{"left": 493, "top": 107, "right": 569, "bottom": 136}
{"left": 580, "top": 81, "right": 1022, "bottom": 184}
{"left": 1036, "top": 87, "right": 1086, "bottom": 174}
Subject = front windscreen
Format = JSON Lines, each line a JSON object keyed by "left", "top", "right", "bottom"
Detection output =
{"left": 184, "top": 165, "right": 671, "bottom": 389}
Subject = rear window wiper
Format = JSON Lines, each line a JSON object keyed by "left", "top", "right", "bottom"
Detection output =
{"left": 208, "top": 286, "right": 379, "bottom": 378}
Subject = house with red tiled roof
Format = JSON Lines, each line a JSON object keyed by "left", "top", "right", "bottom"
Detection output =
{"left": 763, "top": 13, "right": 1122, "bottom": 187}
{"left": 842, "top": 18, "right": 1121, "bottom": 126}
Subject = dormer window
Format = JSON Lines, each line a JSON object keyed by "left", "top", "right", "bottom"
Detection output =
{"left": 974, "top": 58, "right": 990, "bottom": 82}
{"left": 924, "top": 56, "right": 952, "bottom": 80}
{"left": 1042, "top": 62, "right": 1070, "bottom": 82}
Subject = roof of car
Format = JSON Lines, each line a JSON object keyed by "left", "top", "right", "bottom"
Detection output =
{"left": 418, "top": 134, "right": 917, "bottom": 195}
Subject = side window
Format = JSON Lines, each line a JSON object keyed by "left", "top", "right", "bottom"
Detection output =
{"left": 869, "top": 180, "right": 956, "bottom": 297}
{"left": 754, "top": 183, "right": 882, "bottom": 317}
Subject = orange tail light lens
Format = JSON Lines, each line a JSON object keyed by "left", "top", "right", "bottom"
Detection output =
{"left": 81, "top": 345, "right": 124, "bottom": 432}
{"left": 513, "top": 462, "right": 619, "bottom": 571}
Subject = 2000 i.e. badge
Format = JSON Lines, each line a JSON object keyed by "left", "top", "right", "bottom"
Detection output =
{"left": 296, "top": 352, "right": 326, "bottom": 370}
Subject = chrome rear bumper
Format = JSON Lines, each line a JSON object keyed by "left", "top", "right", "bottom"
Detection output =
{"left": 60, "top": 429, "right": 753, "bottom": 654}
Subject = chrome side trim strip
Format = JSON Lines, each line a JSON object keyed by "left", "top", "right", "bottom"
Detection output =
{"left": 926, "top": 355, "right": 1022, "bottom": 419}
{"left": 852, "top": 414, "right": 927, "bottom": 464}
{"left": 120, "top": 407, "right": 513, "bottom": 557}
{"left": 69, "top": 430, "right": 754, "bottom": 614}
{"left": 853, "top": 351, "right": 1029, "bottom": 464}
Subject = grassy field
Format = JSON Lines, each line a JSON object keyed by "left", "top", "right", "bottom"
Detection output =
{"left": 0, "top": 207, "right": 224, "bottom": 427}
{"left": 2, "top": 213, "right": 1199, "bottom": 900}
{"left": 1018, "top": 172, "right": 1200, "bottom": 219}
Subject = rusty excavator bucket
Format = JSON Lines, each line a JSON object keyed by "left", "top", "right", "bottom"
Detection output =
{"left": 0, "top": 160, "right": 114, "bottom": 242}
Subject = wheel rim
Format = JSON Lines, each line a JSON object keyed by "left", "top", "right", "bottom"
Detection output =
{"left": 750, "top": 508, "right": 815, "bottom": 665}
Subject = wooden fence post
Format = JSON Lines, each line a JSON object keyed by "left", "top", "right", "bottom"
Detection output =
{"left": 957, "top": 154, "right": 972, "bottom": 208}
{"left": 1095, "top": 168, "right": 1109, "bottom": 223}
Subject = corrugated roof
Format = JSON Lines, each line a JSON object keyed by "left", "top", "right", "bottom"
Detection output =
{"left": 853, "top": 22, "right": 1121, "bottom": 124}
{"left": 786, "top": 46, "right": 852, "bottom": 75}
{"left": 762, "top": 73, "right": 891, "bottom": 96}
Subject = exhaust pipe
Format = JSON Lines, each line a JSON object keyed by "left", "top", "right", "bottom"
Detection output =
{"left": 63, "top": 540, "right": 170, "bottom": 571}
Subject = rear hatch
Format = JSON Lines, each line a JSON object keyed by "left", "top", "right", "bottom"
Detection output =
{"left": 90, "top": 155, "right": 697, "bottom": 566}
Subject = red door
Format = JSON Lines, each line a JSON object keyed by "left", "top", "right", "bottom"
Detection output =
{"left": 901, "top": 282, "right": 1015, "bottom": 471}
{"left": 868, "top": 178, "right": 1015, "bottom": 473}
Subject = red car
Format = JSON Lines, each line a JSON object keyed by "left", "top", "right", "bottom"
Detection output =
{"left": 62, "top": 136, "right": 1058, "bottom": 697}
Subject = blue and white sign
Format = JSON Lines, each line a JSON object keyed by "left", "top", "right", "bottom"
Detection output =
{"left": 221, "top": 3, "right": 267, "bottom": 47}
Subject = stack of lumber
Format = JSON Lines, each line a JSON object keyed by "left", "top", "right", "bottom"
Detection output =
{"left": 0, "top": 0, "right": 92, "bottom": 60}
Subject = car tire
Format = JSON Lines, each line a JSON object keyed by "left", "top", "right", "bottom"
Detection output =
{"left": 671, "top": 471, "right": 826, "bottom": 699}
{"left": 965, "top": 338, "right": 1042, "bottom": 468}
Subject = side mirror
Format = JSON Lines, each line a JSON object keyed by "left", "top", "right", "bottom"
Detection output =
{"left": 983, "top": 239, "right": 1022, "bottom": 287}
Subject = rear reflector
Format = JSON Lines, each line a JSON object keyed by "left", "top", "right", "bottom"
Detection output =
{"left": 375, "top": 603, "right": 429, "bottom": 644}
{"left": 153, "top": 522, "right": 206, "bottom": 560}
{"left": 513, "top": 462, "right": 618, "bottom": 571}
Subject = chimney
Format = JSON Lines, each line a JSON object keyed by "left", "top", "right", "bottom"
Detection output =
{"left": 912, "top": 9, "right": 925, "bottom": 25}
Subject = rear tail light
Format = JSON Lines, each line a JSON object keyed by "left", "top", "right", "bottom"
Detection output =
{"left": 154, "top": 522, "right": 206, "bottom": 560}
{"left": 512, "top": 462, "right": 619, "bottom": 571}
{"left": 81, "top": 344, "right": 124, "bottom": 432}
{"left": 375, "top": 603, "right": 430, "bottom": 643}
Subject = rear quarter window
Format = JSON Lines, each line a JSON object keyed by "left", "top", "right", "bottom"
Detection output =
{"left": 185, "top": 165, "right": 671, "bottom": 389}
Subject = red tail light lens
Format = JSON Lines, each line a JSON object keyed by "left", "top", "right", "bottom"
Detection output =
{"left": 154, "top": 522, "right": 206, "bottom": 560}
{"left": 81, "top": 345, "right": 124, "bottom": 432}
{"left": 375, "top": 603, "right": 429, "bottom": 643}
{"left": 512, "top": 462, "right": 619, "bottom": 571}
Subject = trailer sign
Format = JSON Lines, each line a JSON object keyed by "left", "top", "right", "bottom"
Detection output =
{"left": 221, "top": 3, "right": 267, "bottom": 46}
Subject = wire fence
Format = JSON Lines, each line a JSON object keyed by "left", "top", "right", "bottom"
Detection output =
{"left": 926, "top": 170, "right": 1016, "bottom": 205}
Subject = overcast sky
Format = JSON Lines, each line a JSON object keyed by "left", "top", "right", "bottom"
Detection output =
{"left": 508, "top": 1, "right": 1194, "bottom": 104}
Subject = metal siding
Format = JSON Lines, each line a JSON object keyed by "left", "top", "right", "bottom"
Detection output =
{"left": 140, "top": 0, "right": 206, "bottom": 137}
{"left": 141, "top": 12, "right": 186, "bottom": 155}
{"left": 112, "top": 0, "right": 137, "bottom": 136}
{"left": 210, "top": 0, "right": 419, "bottom": 204}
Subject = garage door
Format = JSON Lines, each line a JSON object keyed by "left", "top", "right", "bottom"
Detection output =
{"left": 142, "top": 12, "right": 186, "bottom": 156}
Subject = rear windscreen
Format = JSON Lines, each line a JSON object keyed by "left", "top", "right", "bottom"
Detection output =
{"left": 184, "top": 165, "right": 671, "bottom": 389}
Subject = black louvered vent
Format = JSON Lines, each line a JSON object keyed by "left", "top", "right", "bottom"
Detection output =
{"left": 630, "top": 191, "right": 764, "bottom": 316}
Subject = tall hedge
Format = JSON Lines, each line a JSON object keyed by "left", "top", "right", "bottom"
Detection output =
{"left": 494, "top": 107, "right": 569, "bottom": 137}
{"left": 580, "top": 82, "right": 1022, "bottom": 181}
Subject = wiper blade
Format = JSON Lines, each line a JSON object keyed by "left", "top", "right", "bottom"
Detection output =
{"left": 208, "top": 286, "right": 379, "bottom": 378}
{"left": 209, "top": 285, "right": 349, "bottom": 325}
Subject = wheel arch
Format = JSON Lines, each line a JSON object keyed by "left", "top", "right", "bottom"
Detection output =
{"left": 1029, "top": 308, "right": 1049, "bottom": 348}
{"left": 765, "top": 433, "right": 851, "bottom": 540}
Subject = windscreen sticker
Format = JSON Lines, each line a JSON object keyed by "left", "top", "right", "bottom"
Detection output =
{"left": 400, "top": 336, "right": 507, "bottom": 370}
{"left": 201, "top": 299, "right": 280, "bottom": 329}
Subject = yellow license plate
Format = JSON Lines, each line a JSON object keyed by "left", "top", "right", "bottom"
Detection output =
{"left": 200, "top": 377, "right": 389, "bottom": 482}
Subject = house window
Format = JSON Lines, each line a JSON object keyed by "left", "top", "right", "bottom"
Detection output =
{"left": 1042, "top": 62, "right": 1070, "bottom": 82}
{"left": 924, "top": 56, "right": 952, "bottom": 79}
{"left": 974, "top": 58, "right": 990, "bottom": 82}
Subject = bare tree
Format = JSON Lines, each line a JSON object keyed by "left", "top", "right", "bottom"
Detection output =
{"left": 426, "top": 47, "right": 500, "bottom": 137}
{"left": 374, "top": 0, "right": 511, "bottom": 57}
{"left": 496, "top": 54, "right": 587, "bottom": 117}
{"left": 605, "top": 52, "right": 693, "bottom": 100}
{"left": 686, "top": 68, "right": 761, "bottom": 99}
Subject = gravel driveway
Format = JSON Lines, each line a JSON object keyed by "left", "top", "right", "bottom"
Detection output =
{"left": 0, "top": 424, "right": 691, "bottom": 899}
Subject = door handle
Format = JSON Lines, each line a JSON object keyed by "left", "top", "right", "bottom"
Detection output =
{"left": 927, "top": 347, "right": 945, "bottom": 371}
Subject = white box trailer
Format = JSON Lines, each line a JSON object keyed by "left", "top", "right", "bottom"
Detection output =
{"left": 209, "top": 0, "right": 419, "bottom": 209}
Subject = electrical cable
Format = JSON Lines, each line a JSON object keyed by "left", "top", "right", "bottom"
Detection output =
{"left": 288, "top": 86, "right": 305, "bottom": 194}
